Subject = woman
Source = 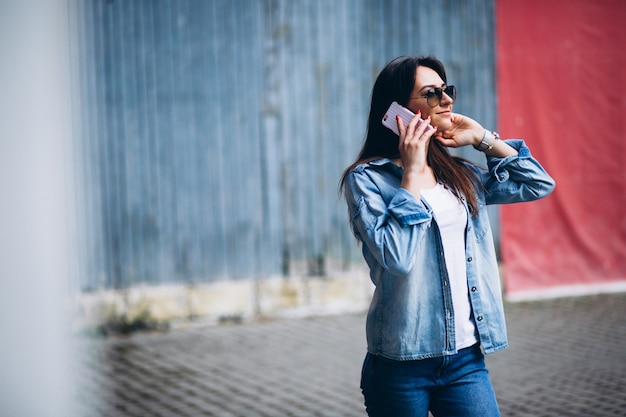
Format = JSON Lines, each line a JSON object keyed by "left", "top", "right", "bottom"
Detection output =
{"left": 340, "top": 56, "right": 555, "bottom": 417}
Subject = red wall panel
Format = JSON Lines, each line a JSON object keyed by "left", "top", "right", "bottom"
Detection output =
{"left": 497, "top": 0, "right": 626, "bottom": 297}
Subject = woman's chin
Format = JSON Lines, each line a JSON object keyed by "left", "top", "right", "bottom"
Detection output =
{"left": 432, "top": 117, "right": 452, "bottom": 131}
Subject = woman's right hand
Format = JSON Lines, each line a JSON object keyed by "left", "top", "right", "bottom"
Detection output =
{"left": 396, "top": 112, "right": 437, "bottom": 175}
{"left": 396, "top": 112, "right": 438, "bottom": 196}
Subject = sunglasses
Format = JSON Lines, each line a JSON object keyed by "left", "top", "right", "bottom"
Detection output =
{"left": 410, "top": 85, "right": 456, "bottom": 108}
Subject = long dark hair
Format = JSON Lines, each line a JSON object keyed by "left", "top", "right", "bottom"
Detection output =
{"left": 340, "top": 55, "right": 481, "bottom": 215}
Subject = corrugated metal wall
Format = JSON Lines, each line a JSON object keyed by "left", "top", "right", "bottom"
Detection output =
{"left": 71, "top": 0, "right": 497, "bottom": 291}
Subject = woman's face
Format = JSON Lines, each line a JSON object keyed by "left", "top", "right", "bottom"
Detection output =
{"left": 406, "top": 66, "right": 454, "bottom": 130}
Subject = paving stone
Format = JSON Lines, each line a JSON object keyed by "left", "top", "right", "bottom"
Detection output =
{"left": 76, "top": 292, "right": 626, "bottom": 416}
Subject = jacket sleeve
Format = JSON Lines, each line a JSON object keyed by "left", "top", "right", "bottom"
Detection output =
{"left": 475, "top": 139, "right": 556, "bottom": 205}
{"left": 344, "top": 165, "right": 431, "bottom": 276}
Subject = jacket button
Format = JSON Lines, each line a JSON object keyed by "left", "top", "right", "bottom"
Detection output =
{"left": 467, "top": 257, "right": 473, "bottom": 262}
{"left": 477, "top": 316, "right": 483, "bottom": 321}
{"left": 471, "top": 286, "right": 477, "bottom": 292}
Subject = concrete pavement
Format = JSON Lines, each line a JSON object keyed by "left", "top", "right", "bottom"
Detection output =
{"left": 75, "top": 292, "right": 626, "bottom": 416}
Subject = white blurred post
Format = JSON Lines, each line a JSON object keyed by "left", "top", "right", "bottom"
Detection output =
{"left": 0, "top": 1, "right": 76, "bottom": 416}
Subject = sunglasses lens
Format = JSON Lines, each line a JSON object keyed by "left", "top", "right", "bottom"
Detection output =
{"left": 426, "top": 88, "right": 440, "bottom": 107}
{"left": 445, "top": 85, "right": 456, "bottom": 101}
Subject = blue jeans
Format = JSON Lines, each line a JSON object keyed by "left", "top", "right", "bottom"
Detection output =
{"left": 360, "top": 344, "right": 501, "bottom": 417}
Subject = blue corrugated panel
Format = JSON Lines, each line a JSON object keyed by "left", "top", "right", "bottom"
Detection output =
{"left": 71, "top": 0, "right": 497, "bottom": 290}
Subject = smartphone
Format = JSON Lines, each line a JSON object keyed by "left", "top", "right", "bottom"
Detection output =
{"left": 382, "top": 101, "right": 422, "bottom": 136}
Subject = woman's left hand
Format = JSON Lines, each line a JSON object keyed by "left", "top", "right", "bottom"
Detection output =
{"left": 434, "top": 113, "right": 483, "bottom": 148}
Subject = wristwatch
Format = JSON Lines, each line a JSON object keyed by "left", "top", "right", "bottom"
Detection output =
{"left": 473, "top": 130, "right": 500, "bottom": 152}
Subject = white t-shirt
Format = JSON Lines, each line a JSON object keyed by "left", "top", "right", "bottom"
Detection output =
{"left": 421, "top": 183, "right": 478, "bottom": 350}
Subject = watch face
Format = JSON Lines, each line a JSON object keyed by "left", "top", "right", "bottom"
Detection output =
{"left": 474, "top": 131, "right": 497, "bottom": 151}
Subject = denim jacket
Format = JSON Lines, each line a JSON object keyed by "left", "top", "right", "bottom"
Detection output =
{"left": 344, "top": 140, "right": 555, "bottom": 360}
